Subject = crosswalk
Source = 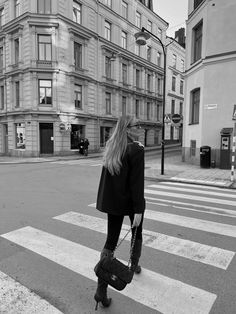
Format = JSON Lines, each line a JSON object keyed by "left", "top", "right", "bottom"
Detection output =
{"left": 1, "top": 182, "right": 236, "bottom": 313}
{"left": 51, "top": 159, "right": 102, "bottom": 167}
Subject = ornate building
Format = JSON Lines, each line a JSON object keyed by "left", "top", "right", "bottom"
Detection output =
{"left": 0, "top": 0, "right": 168, "bottom": 156}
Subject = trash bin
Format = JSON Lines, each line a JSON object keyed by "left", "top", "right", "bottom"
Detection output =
{"left": 200, "top": 146, "right": 211, "bottom": 168}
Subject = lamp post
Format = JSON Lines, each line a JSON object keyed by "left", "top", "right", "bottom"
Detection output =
{"left": 135, "top": 27, "right": 167, "bottom": 175}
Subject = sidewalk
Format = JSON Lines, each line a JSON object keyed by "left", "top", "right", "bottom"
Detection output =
{"left": 145, "top": 154, "right": 236, "bottom": 189}
{"left": 0, "top": 151, "right": 235, "bottom": 189}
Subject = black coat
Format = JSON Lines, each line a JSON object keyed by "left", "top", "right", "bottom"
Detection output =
{"left": 96, "top": 141, "right": 145, "bottom": 216}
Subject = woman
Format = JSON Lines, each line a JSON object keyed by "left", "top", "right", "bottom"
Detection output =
{"left": 94, "top": 115, "right": 145, "bottom": 310}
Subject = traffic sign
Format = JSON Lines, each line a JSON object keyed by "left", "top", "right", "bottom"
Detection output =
{"left": 171, "top": 114, "right": 182, "bottom": 124}
{"left": 232, "top": 104, "right": 236, "bottom": 120}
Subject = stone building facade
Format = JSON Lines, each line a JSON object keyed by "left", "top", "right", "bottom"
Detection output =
{"left": 0, "top": 0, "right": 168, "bottom": 156}
{"left": 165, "top": 36, "right": 185, "bottom": 143}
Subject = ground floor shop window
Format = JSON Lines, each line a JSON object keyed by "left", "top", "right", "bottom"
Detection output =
{"left": 100, "top": 126, "right": 112, "bottom": 147}
{"left": 16, "top": 123, "right": 25, "bottom": 149}
{"left": 71, "top": 124, "right": 85, "bottom": 149}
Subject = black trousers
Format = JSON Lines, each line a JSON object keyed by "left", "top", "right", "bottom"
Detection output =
{"left": 104, "top": 213, "right": 144, "bottom": 252}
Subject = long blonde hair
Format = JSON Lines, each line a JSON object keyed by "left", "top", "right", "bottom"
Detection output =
{"left": 103, "top": 115, "right": 134, "bottom": 175}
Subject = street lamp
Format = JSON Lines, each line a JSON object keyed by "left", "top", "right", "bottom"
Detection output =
{"left": 135, "top": 27, "right": 167, "bottom": 175}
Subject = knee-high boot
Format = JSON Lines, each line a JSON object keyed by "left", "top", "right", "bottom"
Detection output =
{"left": 94, "top": 248, "right": 113, "bottom": 310}
{"left": 131, "top": 239, "right": 142, "bottom": 274}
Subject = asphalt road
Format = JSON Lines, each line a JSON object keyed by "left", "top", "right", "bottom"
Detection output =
{"left": 0, "top": 157, "right": 236, "bottom": 314}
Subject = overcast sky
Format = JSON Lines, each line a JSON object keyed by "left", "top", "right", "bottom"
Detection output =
{"left": 153, "top": 0, "right": 188, "bottom": 37}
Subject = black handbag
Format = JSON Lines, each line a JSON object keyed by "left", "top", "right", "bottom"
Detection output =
{"left": 94, "top": 227, "right": 137, "bottom": 291}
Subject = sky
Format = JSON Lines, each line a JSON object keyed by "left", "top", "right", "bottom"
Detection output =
{"left": 153, "top": 0, "right": 188, "bottom": 37}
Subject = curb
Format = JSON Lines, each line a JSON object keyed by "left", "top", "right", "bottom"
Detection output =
{"left": 145, "top": 175, "right": 235, "bottom": 189}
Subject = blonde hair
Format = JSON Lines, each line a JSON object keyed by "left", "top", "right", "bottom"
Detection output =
{"left": 103, "top": 115, "right": 134, "bottom": 175}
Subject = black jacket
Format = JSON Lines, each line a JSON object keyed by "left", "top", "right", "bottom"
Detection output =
{"left": 96, "top": 140, "right": 145, "bottom": 216}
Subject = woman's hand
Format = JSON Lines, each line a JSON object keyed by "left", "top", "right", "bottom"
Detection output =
{"left": 132, "top": 213, "right": 142, "bottom": 227}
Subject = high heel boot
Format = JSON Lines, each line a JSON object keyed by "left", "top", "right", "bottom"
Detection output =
{"left": 131, "top": 239, "right": 142, "bottom": 274}
{"left": 94, "top": 248, "right": 113, "bottom": 310}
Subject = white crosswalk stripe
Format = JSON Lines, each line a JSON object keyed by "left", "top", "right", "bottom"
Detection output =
{"left": 1, "top": 226, "right": 217, "bottom": 314}
{"left": 1, "top": 182, "right": 235, "bottom": 313}
{"left": 53, "top": 211, "right": 234, "bottom": 269}
{"left": 51, "top": 159, "right": 102, "bottom": 166}
{"left": 0, "top": 270, "right": 62, "bottom": 314}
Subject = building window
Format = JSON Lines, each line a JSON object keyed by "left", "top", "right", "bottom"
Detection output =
{"left": 190, "top": 88, "right": 200, "bottom": 124}
{"left": 172, "top": 54, "right": 177, "bottom": 68}
{"left": 0, "top": 85, "right": 4, "bottom": 109}
{"left": 171, "top": 99, "right": 175, "bottom": 114}
{"left": 121, "top": 1, "right": 128, "bottom": 19}
{"left": 105, "top": 56, "right": 111, "bottom": 78}
{"left": 14, "top": 38, "right": 19, "bottom": 64}
{"left": 190, "top": 140, "right": 196, "bottom": 157}
{"left": 16, "top": 123, "right": 25, "bottom": 149}
{"left": 135, "top": 99, "right": 140, "bottom": 118}
{"left": 74, "top": 42, "right": 82, "bottom": 68}
{"left": 14, "top": 0, "right": 20, "bottom": 18}
{"left": 179, "top": 102, "right": 183, "bottom": 115}
{"left": 193, "top": 21, "right": 203, "bottom": 63}
{"left": 157, "top": 28, "right": 162, "bottom": 39}
{"left": 100, "top": 126, "right": 111, "bottom": 147}
{"left": 73, "top": 1, "right": 81, "bottom": 24}
{"left": 181, "top": 59, "right": 185, "bottom": 72}
{"left": 180, "top": 80, "right": 184, "bottom": 95}
{"left": 147, "top": 46, "right": 151, "bottom": 62}
{"left": 74, "top": 84, "right": 82, "bottom": 109}
{"left": 157, "top": 78, "right": 161, "bottom": 94}
{"left": 136, "top": 12, "right": 141, "bottom": 28}
{"left": 135, "top": 43, "right": 141, "bottom": 56}
{"left": 194, "top": 0, "right": 204, "bottom": 10}
{"left": 147, "top": 102, "right": 151, "bottom": 120}
{"left": 37, "top": 0, "right": 51, "bottom": 14}
{"left": 147, "top": 74, "right": 151, "bottom": 91}
{"left": 105, "top": 92, "right": 111, "bottom": 114}
{"left": 71, "top": 124, "right": 84, "bottom": 149}
{"left": 0, "top": 47, "right": 3, "bottom": 69}
{"left": 172, "top": 76, "right": 176, "bottom": 91}
{"left": 104, "top": 0, "right": 111, "bottom": 7}
{"left": 122, "top": 63, "right": 128, "bottom": 84}
{"left": 0, "top": 8, "right": 4, "bottom": 27}
{"left": 122, "top": 96, "right": 126, "bottom": 115}
{"left": 121, "top": 31, "right": 127, "bottom": 49}
{"left": 147, "top": 20, "right": 152, "bottom": 32}
{"left": 39, "top": 79, "right": 52, "bottom": 105}
{"left": 38, "top": 35, "right": 52, "bottom": 61}
{"left": 105, "top": 21, "right": 111, "bottom": 41}
{"left": 157, "top": 51, "right": 161, "bottom": 66}
{"left": 15, "top": 81, "right": 20, "bottom": 107}
{"left": 157, "top": 104, "right": 160, "bottom": 120}
{"left": 136, "top": 69, "right": 140, "bottom": 88}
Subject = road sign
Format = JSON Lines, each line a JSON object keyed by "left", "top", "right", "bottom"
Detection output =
{"left": 232, "top": 104, "right": 236, "bottom": 120}
{"left": 171, "top": 114, "right": 182, "bottom": 124}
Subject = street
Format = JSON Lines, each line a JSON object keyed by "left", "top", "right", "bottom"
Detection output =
{"left": 0, "top": 157, "right": 236, "bottom": 314}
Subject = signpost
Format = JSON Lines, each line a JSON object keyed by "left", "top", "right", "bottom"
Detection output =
{"left": 171, "top": 114, "right": 182, "bottom": 124}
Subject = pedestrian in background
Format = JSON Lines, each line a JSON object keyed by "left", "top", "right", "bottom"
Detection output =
{"left": 83, "top": 138, "right": 90, "bottom": 156}
{"left": 78, "top": 138, "right": 84, "bottom": 155}
{"left": 94, "top": 115, "right": 145, "bottom": 310}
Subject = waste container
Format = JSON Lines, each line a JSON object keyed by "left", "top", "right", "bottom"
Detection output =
{"left": 200, "top": 146, "right": 211, "bottom": 168}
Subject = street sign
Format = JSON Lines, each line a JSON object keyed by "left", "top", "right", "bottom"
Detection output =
{"left": 171, "top": 114, "right": 182, "bottom": 124}
{"left": 164, "top": 114, "right": 171, "bottom": 124}
{"left": 232, "top": 104, "right": 236, "bottom": 120}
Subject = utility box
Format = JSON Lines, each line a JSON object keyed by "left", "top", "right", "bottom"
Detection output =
{"left": 220, "top": 128, "right": 233, "bottom": 169}
{"left": 200, "top": 146, "right": 211, "bottom": 168}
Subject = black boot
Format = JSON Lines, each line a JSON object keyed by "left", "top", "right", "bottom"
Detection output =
{"left": 94, "top": 249, "right": 113, "bottom": 310}
{"left": 131, "top": 239, "right": 142, "bottom": 274}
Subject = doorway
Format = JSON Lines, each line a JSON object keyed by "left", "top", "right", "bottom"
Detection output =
{"left": 39, "top": 123, "right": 54, "bottom": 154}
